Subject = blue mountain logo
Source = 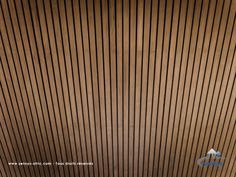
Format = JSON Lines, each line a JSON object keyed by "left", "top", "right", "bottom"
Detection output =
{"left": 197, "top": 149, "right": 224, "bottom": 167}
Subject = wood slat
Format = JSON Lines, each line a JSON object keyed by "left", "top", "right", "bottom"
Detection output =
{"left": 0, "top": 0, "right": 235, "bottom": 177}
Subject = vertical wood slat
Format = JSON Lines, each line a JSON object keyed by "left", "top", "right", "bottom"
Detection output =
{"left": 0, "top": 0, "right": 235, "bottom": 177}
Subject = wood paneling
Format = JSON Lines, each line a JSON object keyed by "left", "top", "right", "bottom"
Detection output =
{"left": 0, "top": 0, "right": 235, "bottom": 176}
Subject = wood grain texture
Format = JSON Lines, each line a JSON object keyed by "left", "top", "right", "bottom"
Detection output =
{"left": 0, "top": 0, "right": 235, "bottom": 177}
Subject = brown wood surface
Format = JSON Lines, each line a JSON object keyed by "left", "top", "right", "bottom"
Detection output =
{"left": 0, "top": 0, "right": 235, "bottom": 177}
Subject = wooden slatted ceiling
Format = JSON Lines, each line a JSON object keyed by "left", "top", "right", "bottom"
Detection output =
{"left": 0, "top": 0, "right": 235, "bottom": 176}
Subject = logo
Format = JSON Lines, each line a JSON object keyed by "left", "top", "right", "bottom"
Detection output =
{"left": 197, "top": 148, "right": 224, "bottom": 167}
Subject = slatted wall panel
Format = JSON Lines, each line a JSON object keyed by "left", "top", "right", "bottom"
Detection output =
{"left": 0, "top": 0, "right": 235, "bottom": 177}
